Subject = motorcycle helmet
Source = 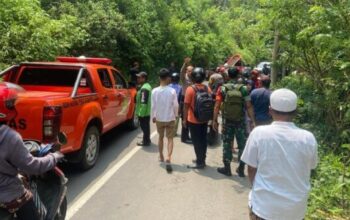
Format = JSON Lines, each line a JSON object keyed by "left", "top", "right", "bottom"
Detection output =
{"left": 228, "top": 67, "right": 240, "bottom": 79}
{"left": 191, "top": 67, "right": 205, "bottom": 83}
{"left": 0, "top": 82, "right": 24, "bottom": 123}
{"left": 171, "top": 72, "right": 180, "bottom": 83}
{"left": 242, "top": 67, "right": 252, "bottom": 79}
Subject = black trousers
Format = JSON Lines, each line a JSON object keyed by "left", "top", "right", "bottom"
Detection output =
{"left": 181, "top": 123, "right": 191, "bottom": 141}
{"left": 16, "top": 199, "right": 40, "bottom": 220}
{"left": 139, "top": 116, "right": 151, "bottom": 143}
{"left": 180, "top": 95, "right": 190, "bottom": 142}
{"left": 188, "top": 122, "right": 208, "bottom": 165}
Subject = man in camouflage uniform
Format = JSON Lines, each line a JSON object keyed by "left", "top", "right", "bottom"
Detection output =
{"left": 213, "top": 67, "right": 255, "bottom": 177}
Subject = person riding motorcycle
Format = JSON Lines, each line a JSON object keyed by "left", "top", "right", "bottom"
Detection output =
{"left": 0, "top": 82, "right": 64, "bottom": 220}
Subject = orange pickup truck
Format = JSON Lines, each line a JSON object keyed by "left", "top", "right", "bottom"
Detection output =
{"left": 0, "top": 57, "right": 138, "bottom": 169}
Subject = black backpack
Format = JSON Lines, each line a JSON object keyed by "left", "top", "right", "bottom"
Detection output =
{"left": 192, "top": 85, "right": 214, "bottom": 123}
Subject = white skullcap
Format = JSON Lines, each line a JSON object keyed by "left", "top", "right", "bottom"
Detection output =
{"left": 270, "top": 88, "right": 297, "bottom": 112}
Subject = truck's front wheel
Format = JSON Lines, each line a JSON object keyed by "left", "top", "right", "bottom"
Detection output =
{"left": 79, "top": 126, "right": 100, "bottom": 170}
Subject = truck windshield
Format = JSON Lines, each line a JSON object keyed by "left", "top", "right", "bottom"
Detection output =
{"left": 18, "top": 67, "right": 80, "bottom": 86}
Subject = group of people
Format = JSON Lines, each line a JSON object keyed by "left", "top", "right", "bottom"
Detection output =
{"left": 0, "top": 58, "right": 318, "bottom": 220}
{"left": 134, "top": 58, "right": 318, "bottom": 220}
{"left": 134, "top": 57, "right": 274, "bottom": 176}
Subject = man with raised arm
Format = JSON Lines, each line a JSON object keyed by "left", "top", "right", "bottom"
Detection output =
{"left": 179, "top": 57, "right": 193, "bottom": 144}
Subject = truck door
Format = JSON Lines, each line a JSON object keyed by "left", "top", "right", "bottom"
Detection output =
{"left": 97, "top": 68, "right": 119, "bottom": 130}
{"left": 111, "top": 69, "right": 131, "bottom": 123}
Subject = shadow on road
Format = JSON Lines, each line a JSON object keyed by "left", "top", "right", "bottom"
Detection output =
{"left": 141, "top": 144, "right": 192, "bottom": 174}
{"left": 61, "top": 124, "right": 141, "bottom": 204}
{"left": 159, "top": 163, "right": 191, "bottom": 174}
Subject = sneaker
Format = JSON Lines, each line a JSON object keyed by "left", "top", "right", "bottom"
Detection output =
{"left": 166, "top": 164, "right": 173, "bottom": 173}
{"left": 181, "top": 139, "right": 193, "bottom": 144}
{"left": 137, "top": 141, "right": 151, "bottom": 146}
{"left": 187, "top": 163, "right": 206, "bottom": 169}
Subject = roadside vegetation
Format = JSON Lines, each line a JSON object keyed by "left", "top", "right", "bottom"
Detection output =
{"left": 0, "top": 0, "right": 349, "bottom": 219}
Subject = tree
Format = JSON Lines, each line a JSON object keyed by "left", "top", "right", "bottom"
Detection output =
{"left": 0, "top": 0, "right": 83, "bottom": 69}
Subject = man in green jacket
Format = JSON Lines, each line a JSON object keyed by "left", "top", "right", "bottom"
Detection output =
{"left": 136, "top": 72, "right": 152, "bottom": 146}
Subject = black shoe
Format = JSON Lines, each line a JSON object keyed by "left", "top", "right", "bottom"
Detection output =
{"left": 166, "top": 164, "right": 173, "bottom": 173}
{"left": 236, "top": 167, "right": 245, "bottom": 177}
{"left": 217, "top": 163, "right": 232, "bottom": 176}
{"left": 192, "top": 159, "right": 206, "bottom": 165}
{"left": 137, "top": 141, "right": 151, "bottom": 146}
{"left": 187, "top": 163, "right": 205, "bottom": 169}
{"left": 181, "top": 139, "right": 192, "bottom": 144}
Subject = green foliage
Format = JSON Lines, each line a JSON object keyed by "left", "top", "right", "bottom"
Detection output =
{"left": 1, "top": 0, "right": 349, "bottom": 218}
{"left": 307, "top": 152, "right": 350, "bottom": 219}
{"left": 1, "top": 0, "right": 273, "bottom": 76}
{"left": 0, "top": 0, "right": 83, "bottom": 69}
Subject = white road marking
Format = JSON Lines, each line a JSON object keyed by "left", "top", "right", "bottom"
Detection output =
{"left": 66, "top": 131, "right": 158, "bottom": 219}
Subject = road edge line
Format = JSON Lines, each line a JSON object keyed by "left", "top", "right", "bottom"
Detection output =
{"left": 66, "top": 131, "right": 158, "bottom": 219}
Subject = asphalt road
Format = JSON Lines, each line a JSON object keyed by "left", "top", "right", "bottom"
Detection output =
{"left": 63, "top": 123, "right": 250, "bottom": 220}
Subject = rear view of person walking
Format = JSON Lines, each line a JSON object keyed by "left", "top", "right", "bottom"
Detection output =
{"left": 251, "top": 75, "right": 272, "bottom": 126}
{"left": 136, "top": 72, "right": 152, "bottom": 146}
{"left": 242, "top": 88, "right": 318, "bottom": 220}
{"left": 213, "top": 67, "right": 255, "bottom": 177}
{"left": 152, "top": 68, "right": 179, "bottom": 173}
{"left": 183, "top": 67, "right": 213, "bottom": 169}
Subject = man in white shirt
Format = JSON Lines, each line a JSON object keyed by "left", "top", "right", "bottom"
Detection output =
{"left": 152, "top": 68, "right": 179, "bottom": 173}
{"left": 241, "top": 88, "right": 318, "bottom": 220}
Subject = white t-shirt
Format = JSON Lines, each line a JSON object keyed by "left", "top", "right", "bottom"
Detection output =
{"left": 151, "top": 85, "right": 179, "bottom": 122}
{"left": 241, "top": 121, "right": 318, "bottom": 220}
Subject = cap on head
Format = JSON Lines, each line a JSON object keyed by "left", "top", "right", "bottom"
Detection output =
{"left": 136, "top": 71, "right": 147, "bottom": 78}
{"left": 270, "top": 88, "right": 297, "bottom": 112}
{"left": 242, "top": 67, "right": 251, "bottom": 78}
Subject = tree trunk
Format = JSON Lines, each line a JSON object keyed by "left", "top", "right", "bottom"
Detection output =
{"left": 282, "top": 65, "right": 286, "bottom": 78}
{"left": 271, "top": 29, "right": 280, "bottom": 85}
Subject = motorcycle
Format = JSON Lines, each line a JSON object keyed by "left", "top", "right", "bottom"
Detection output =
{"left": 0, "top": 132, "right": 68, "bottom": 220}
